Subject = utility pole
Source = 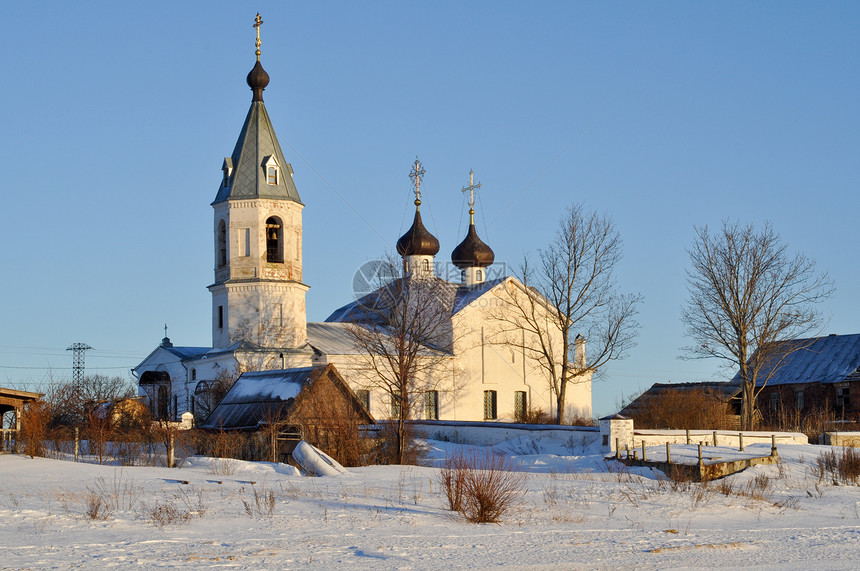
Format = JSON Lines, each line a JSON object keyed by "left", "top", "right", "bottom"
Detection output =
{"left": 66, "top": 343, "right": 94, "bottom": 384}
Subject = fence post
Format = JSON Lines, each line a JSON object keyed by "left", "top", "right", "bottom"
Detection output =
{"left": 666, "top": 442, "right": 671, "bottom": 464}
{"left": 615, "top": 438, "right": 620, "bottom": 460}
{"left": 168, "top": 432, "right": 175, "bottom": 468}
{"left": 713, "top": 430, "right": 718, "bottom": 446}
{"left": 685, "top": 429, "right": 690, "bottom": 445}
{"left": 771, "top": 434, "right": 777, "bottom": 458}
{"left": 738, "top": 432, "right": 744, "bottom": 452}
{"left": 641, "top": 441, "right": 647, "bottom": 462}
{"left": 74, "top": 427, "right": 80, "bottom": 462}
{"left": 271, "top": 430, "right": 277, "bottom": 463}
{"left": 697, "top": 443, "right": 703, "bottom": 466}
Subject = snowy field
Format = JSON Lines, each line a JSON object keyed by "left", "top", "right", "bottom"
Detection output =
{"left": 2, "top": 436, "right": 859, "bottom": 570}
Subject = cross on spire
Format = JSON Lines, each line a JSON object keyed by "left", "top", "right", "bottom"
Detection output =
{"left": 409, "top": 158, "right": 426, "bottom": 209}
{"left": 164, "top": 323, "right": 168, "bottom": 338}
{"left": 253, "top": 13, "right": 264, "bottom": 61}
{"left": 462, "top": 169, "right": 482, "bottom": 224}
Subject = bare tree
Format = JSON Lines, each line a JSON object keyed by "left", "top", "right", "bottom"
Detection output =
{"left": 496, "top": 205, "right": 640, "bottom": 424}
{"left": 682, "top": 220, "right": 834, "bottom": 430}
{"left": 345, "top": 257, "right": 457, "bottom": 464}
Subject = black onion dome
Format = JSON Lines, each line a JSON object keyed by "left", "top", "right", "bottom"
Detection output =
{"left": 452, "top": 224, "right": 495, "bottom": 269}
{"left": 396, "top": 210, "right": 440, "bottom": 256}
{"left": 247, "top": 60, "right": 270, "bottom": 101}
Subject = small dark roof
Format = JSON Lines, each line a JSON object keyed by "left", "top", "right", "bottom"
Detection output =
{"left": 200, "top": 367, "right": 314, "bottom": 430}
{"left": 733, "top": 333, "right": 860, "bottom": 387}
{"left": 618, "top": 381, "right": 741, "bottom": 417}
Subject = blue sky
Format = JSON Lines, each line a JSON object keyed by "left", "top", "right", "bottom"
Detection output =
{"left": 2, "top": 2, "right": 858, "bottom": 417}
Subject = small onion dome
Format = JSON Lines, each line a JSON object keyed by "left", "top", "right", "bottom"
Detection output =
{"left": 396, "top": 210, "right": 440, "bottom": 257}
{"left": 247, "top": 60, "right": 270, "bottom": 102}
{"left": 451, "top": 224, "right": 495, "bottom": 269}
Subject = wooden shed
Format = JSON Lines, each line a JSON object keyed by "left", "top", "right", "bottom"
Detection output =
{"left": 0, "top": 387, "right": 43, "bottom": 452}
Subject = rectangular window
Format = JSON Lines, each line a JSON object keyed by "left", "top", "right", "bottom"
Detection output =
{"left": 795, "top": 389, "right": 804, "bottom": 411}
{"left": 770, "top": 392, "right": 779, "bottom": 412}
{"left": 238, "top": 228, "right": 250, "bottom": 257}
{"left": 218, "top": 305, "right": 224, "bottom": 329}
{"left": 390, "top": 395, "right": 402, "bottom": 420}
{"left": 424, "top": 390, "right": 439, "bottom": 420}
{"left": 514, "top": 391, "right": 527, "bottom": 422}
{"left": 357, "top": 389, "right": 370, "bottom": 412}
{"left": 483, "top": 390, "right": 497, "bottom": 420}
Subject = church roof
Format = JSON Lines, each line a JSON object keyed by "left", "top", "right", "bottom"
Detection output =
{"left": 212, "top": 59, "right": 301, "bottom": 205}
{"left": 324, "top": 276, "right": 507, "bottom": 323}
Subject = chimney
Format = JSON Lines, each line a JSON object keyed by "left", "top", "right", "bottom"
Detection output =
{"left": 575, "top": 334, "right": 586, "bottom": 368}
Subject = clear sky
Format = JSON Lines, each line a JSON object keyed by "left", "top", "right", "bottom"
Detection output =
{"left": 2, "top": 2, "right": 859, "bottom": 417}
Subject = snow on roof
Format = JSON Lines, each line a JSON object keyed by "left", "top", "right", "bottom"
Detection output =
{"left": 732, "top": 333, "right": 860, "bottom": 387}
{"left": 200, "top": 367, "right": 314, "bottom": 430}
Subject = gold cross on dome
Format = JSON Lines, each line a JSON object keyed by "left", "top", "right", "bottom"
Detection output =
{"left": 462, "top": 170, "right": 481, "bottom": 224}
{"left": 409, "top": 158, "right": 426, "bottom": 208}
{"left": 253, "top": 13, "right": 264, "bottom": 60}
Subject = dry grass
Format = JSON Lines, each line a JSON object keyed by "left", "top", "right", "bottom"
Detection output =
{"left": 813, "top": 447, "right": 860, "bottom": 485}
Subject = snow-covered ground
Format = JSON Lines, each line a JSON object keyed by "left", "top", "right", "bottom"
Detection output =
{"left": 2, "top": 436, "right": 859, "bottom": 570}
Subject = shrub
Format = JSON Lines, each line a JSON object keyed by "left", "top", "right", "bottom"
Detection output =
{"left": 814, "top": 447, "right": 860, "bottom": 485}
{"left": 440, "top": 450, "right": 525, "bottom": 523}
{"left": 628, "top": 387, "right": 732, "bottom": 430}
{"left": 19, "top": 400, "right": 52, "bottom": 458}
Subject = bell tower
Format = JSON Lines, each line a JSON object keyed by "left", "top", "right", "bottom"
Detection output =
{"left": 208, "top": 14, "right": 308, "bottom": 349}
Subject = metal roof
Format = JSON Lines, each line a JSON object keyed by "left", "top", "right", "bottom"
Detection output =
{"left": 307, "top": 322, "right": 363, "bottom": 355}
{"left": 212, "top": 99, "right": 301, "bottom": 205}
{"left": 732, "top": 333, "right": 860, "bottom": 387}
{"left": 325, "top": 276, "right": 506, "bottom": 323}
{"left": 200, "top": 367, "right": 313, "bottom": 430}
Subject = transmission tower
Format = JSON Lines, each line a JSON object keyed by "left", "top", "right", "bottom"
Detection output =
{"left": 66, "top": 342, "right": 94, "bottom": 384}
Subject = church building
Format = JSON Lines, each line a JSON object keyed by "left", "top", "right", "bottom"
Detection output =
{"left": 133, "top": 17, "right": 592, "bottom": 427}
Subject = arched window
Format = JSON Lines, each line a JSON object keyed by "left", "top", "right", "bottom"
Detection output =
{"left": 266, "top": 217, "right": 284, "bottom": 263}
{"left": 476, "top": 269, "right": 483, "bottom": 282}
{"left": 157, "top": 385, "right": 169, "bottom": 421}
{"left": 422, "top": 259, "right": 430, "bottom": 272}
{"left": 267, "top": 166, "right": 278, "bottom": 185}
{"left": 461, "top": 270, "right": 466, "bottom": 283}
{"left": 217, "top": 220, "right": 227, "bottom": 267}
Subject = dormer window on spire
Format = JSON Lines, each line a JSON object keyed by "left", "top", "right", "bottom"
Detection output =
{"left": 222, "top": 158, "right": 233, "bottom": 188}
{"left": 263, "top": 155, "right": 279, "bottom": 186}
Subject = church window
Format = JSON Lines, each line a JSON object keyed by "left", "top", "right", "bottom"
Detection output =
{"left": 266, "top": 217, "right": 284, "bottom": 263}
{"left": 424, "top": 391, "right": 439, "bottom": 420}
{"left": 267, "top": 166, "right": 278, "bottom": 185}
{"left": 157, "top": 385, "right": 169, "bottom": 421}
{"left": 461, "top": 270, "right": 466, "bottom": 283}
{"left": 191, "top": 369, "right": 197, "bottom": 381}
{"left": 475, "top": 269, "right": 483, "bottom": 282}
{"left": 218, "top": 305, "right": 224, "bottom": 329}
{"left": 483, "top": 390, "right": 497, "bottom": 420}
{"left": 422, "top": 259, "right": 430, "bottom": 272}
{"left": 514, "top": 391, "right": 527, "bottom": 422}
{"left": 217, "top": 220, "right": 227, "bottom": 267}
{"left": 390, "top": 395, "right": 402, "bottom": 420}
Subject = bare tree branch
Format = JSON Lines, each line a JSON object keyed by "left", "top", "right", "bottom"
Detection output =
{"left": 681, "top": 220, "right": 834, "bottom": 429}
{"left": 495, "top": 205, "right": 641, "bottom": 424}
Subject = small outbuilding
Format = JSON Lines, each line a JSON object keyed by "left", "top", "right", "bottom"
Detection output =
{"left": 200, "top": 364, "right": 374, "bottom": 465}
{"left": 0, "top": 387, "right": 43, "bottom": 451}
